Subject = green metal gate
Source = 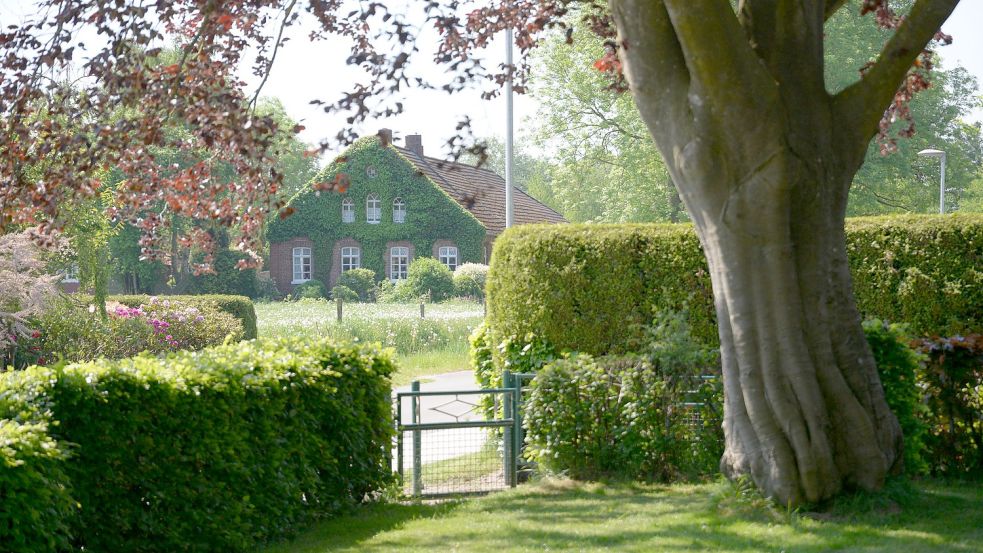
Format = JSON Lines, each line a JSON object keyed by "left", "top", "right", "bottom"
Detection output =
{"left": 394, "top": 370, "right": 534, "bottom": 498}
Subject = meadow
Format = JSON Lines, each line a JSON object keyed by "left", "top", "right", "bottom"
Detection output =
{"left": 255, "top": 299, "right": 483, "bottom": 384}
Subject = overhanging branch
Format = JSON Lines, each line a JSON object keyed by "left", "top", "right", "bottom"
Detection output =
{"left": 833, "top": 0, "right": 959, "bottom": 158}
{"left": 825, "top": 0, "right": 849, "bottom": 21}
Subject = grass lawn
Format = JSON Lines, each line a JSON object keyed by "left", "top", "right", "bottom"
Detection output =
{"left": 255, "top": 299, "right": 482, "bottom": 385}
{"left": 262, "top": 478, "right": 983, "bottom": 553}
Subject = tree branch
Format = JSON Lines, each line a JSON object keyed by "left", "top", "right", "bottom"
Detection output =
{"left": 833, "top": 0, "right": 959, "bottom": 160}
{"left": 825, "top": 0, "right": 850, "bottom": 21}
{"left": 250, "top": 0, "right": 298, "bottom": 111}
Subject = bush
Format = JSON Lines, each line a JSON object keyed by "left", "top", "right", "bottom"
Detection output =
{"left": 453, "top": 263, "right": 489, "bottom": 299}
{"left": 0, "top": 419, "right": 74, "bottom": 553}
{"left": 402, "top": 257, "right": 455, "bottom": 302}
{"left": 915, "top": 334, "right": 983, "bottom": 476}
{"left": 188, "top": 249, "right": 257, "bottom": 298}
{"left": 331, "top": 284, "right": 359, "bottom": 302}
{"left": 862, "top": 320, "right": 929, "bottom": 475}
{"left": 338, "top": 268, "right": 377, "bottom": 301}
{"left": 32, "top": 297, "right": 243, "bottom": 364}
{"left": 294, "top": 279, "right": 327, "bottom": 300}
{"left": 112, "top": 294, "right": 258, "bottom": 340}
{"left": 524, "top": 312, "right": 722, "bottom": 481}
{"left": 0, "top": 338, "right": 395, "bottom": 552}
{"left": 484, "top": 215, "right": 983, "bottom": 376}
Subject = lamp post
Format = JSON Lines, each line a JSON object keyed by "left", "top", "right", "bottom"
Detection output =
{"left": 917, "top": 148, "right": 947, "bottom": 215}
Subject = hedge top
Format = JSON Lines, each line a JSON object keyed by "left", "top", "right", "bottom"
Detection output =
{"left": 485, "top": 214, "right": 983, "bottom": 360}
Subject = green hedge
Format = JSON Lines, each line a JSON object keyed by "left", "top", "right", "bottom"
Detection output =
{"left": 111, "top": 294, "right": 258, "bottom": 340}
{"left": 484, "top": 215, "right": 983, "bottom": 371}
{"left": 188, "top": 250, "right": 258, "bottom": 298}
{"left": 0, "top": 338, "right": 395, "bottom": 552}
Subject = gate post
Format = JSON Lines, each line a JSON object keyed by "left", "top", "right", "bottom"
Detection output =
{"left": 411, "top": 380, "right": 422, "bottom": 497}
{"left": 502, "top": 370, "right": 514, "bottom": 487}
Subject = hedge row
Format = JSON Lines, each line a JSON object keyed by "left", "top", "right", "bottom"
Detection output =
{"left": 0, "top": 338, "right": 395, "bottom": 552}
{"left": 484, "top": 215, "right": 983, "bottom": 369}
{"left": 111, "top": 294, "right": 258, "bottom": 339}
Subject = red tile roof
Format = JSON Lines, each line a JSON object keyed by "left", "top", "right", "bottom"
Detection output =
{"left": 395, "top": 146, "right": 567, "bottom": 237}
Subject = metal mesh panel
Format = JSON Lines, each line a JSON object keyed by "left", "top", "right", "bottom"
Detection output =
{"left": 399, "top": 428, "right": 508, "bottom": 496}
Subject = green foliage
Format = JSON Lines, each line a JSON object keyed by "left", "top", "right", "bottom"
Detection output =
{"left": 189, "top": 249, "right": 258, "bottom": 298}
{"left": 402, "top": 257, "right": 455, "bottom": 302}
{"left": 338, "top": 268, "right": 377, "bottom": 301}
{"left": 862, "top": 320, "right": 930, "bottom": 475}
{"left": 331, "top": 285, "right": 359, "bottom": 302}
{"left": 0, "top": 419, "right": 75, "bottom": 553}
{"left": 112, "top": 294, "right": 258, "bottom": 340}
{"left": 524, "top": 312, "right": 722, "bottom": 481}
{"left": 915, "top": 334, "right": 983, "bottom": 476}
{"left": 267, "top": 137, "right": 486, "bottom": 286}
{"left": 484, "top": 216, "right": 983, "bottom": 377}
{"left": 0, "top": 337, "right": 395, "bottom": 552}
{"left": 33, "top": 296, "right": 243, "bottom": 364}
{"left": 452, "top": 263, "right": 488, "bottom": 300}
{"left": 294, "top": 279, "right": 327, "bottom": 300}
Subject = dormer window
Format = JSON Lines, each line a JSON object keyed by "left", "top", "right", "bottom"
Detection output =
{"left": 342, "top": 198, "right": 355, "bottom": 223}
{"left": 393, "top": 197, "right": 406, "bottom": 223}
{"left": 366, "top": 194, "right": 381, "bottom": 224}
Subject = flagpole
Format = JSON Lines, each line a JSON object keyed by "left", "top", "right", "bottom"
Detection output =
{"left": 504, "top": 21, "right": 515, "bottom": 229}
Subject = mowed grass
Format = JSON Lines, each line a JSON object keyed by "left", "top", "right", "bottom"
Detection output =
{"left": 262, "top": 478, "right": 983, "bottom": 553}
{"left": 255, "top": 299, "right": 482, "bottom": 385}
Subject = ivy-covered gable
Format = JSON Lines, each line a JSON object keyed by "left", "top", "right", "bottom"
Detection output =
{"left": 267, "top": 137, "right": 486, "bottom": 285}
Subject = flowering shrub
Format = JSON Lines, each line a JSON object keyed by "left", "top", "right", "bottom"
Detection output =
{"left": 27, "top": 297, "right": 243, "bottom": 366}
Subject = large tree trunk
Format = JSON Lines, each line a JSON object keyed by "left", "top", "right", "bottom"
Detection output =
{"left": 608, "top": 0, "right": 916, "bottom": 505}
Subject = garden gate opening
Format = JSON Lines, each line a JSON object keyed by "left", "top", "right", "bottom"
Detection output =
{"left": 394, "top": 371, "right": 533, "bottom": 498}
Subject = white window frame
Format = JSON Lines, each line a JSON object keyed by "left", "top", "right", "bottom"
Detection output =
{"left": 393, "top": 197, "right": 406, "bottom": 224}
{"left": 341, "top": 246, "right": 361, "bottom": 272}
{"left": 389, "top": 246, "right": 409, "bottom": 281}
{"left": 366, "top": 193, "right": 381, "bottom": 224}
{"left": 292, "top": 247, "right": 312, "bottom": 284}
{"left": 438, "top": 246, "right": 458, "bottom": 271}
{"left": 341, "top": 197, "right": 355, "bottom": 223}
{"left": 62, "top": 262, "right": 79, "bottom": 283}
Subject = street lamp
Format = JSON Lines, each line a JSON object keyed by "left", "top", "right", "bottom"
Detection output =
{"left": 917, "top": 148, "right": 947, "bottom": 214}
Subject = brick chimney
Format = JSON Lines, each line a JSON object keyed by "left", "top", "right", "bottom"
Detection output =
{"left": 405, "top": 133, "right": 423, "bottom": 157}
{"left": 378, "top": 128, "right": 393, "bottom": 146}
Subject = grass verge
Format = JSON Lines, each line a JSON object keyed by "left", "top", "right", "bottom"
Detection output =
{"left": 262, "top": 478, "right": 983, "bottom": 553}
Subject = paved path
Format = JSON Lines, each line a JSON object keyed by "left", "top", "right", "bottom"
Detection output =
{"left": 392, "top": 370, "right": 490, "bottom": 465}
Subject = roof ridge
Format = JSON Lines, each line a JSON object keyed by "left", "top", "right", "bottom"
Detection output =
{"left": 396, "top": 147, "right": 466, "bottom": 201}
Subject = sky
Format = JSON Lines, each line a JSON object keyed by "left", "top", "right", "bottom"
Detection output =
{"left": 1, "top": 1, "right": 981, "bottom": 160}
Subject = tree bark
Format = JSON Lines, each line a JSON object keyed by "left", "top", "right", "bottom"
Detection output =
{"left": 609, "top": 0, "right": 911, "bottom": 505}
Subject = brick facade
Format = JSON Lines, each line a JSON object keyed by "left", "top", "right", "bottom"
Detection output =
{"left": 270, "top": 237, "right": 314, "bottom": 295}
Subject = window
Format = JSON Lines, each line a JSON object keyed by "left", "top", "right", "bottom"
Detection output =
{"left": 390, "top": 246, "right": 409, "bottom": 281}
{"left": 393, "top": 197, "right": 406, "bottom": 223}
{"left": 292, "top": 247, "right": 312, "bottom": 283}
{"left": 438, "top": 246, "right": 458, "bottom": 271}
{"left": 63, "top": 263, "right": 79, "bottom": 283}
{"left": 342, "top": 198, "right": 355, "bottom": 223}
{"left": 341, "top": 246, "right": 361, "bottom": 272}
{"left": 366, "top": 193, "right": 381, "bottom": 224}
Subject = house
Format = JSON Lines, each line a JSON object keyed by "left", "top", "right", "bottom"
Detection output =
{"left": 267, "top": 129, "right": 566, "bottom": 294}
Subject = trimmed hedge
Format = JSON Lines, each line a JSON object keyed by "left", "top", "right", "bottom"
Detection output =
{"left": 0, "top": 338, "right": 395, "bottom": 552}
{"left": 484, "top": 215, "right": 983, "bottom": 371}
{"left": 112, "top": 294, "right": 258, "bottom": 340}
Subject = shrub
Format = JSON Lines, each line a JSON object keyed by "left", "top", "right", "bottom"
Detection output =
{"left": 0, "top": 338, "right": 395, "bottom": 552}
{"left": 338, "top": 268, "right": 377, "bottom": 301}
{"left": 112, "top": 294, "right": 258, "bottom": 340}
{"left": 915, "top": 334, "right": 983, "bottom": 476}
{"left": 294, "top": 279, "right": 327, "bottom": 300}
{"left": 453, "top": 263, "right": 489, "bottom": 299}
{"left": 331, "top": 284, "right": 359, "bottom": 302}
{"left": 402, "top": 257, "right": 455, "bottom": 302}
{"left": 33, "top": 297, "right": 244, "bottom": 364}
{"left": 188, "top": 249, "right": 257, "bottom": 298}
{"left": 484, "top": 215, "right": 983, "bottom": 376}
{"left": 862, "top": 320, "right": 929, "bottom": 475}
{"left": 524, "top": 312, "right": 722, "bottom": 481}
{"left": 0, "top": 419, "right": 74, "bottom": 553}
